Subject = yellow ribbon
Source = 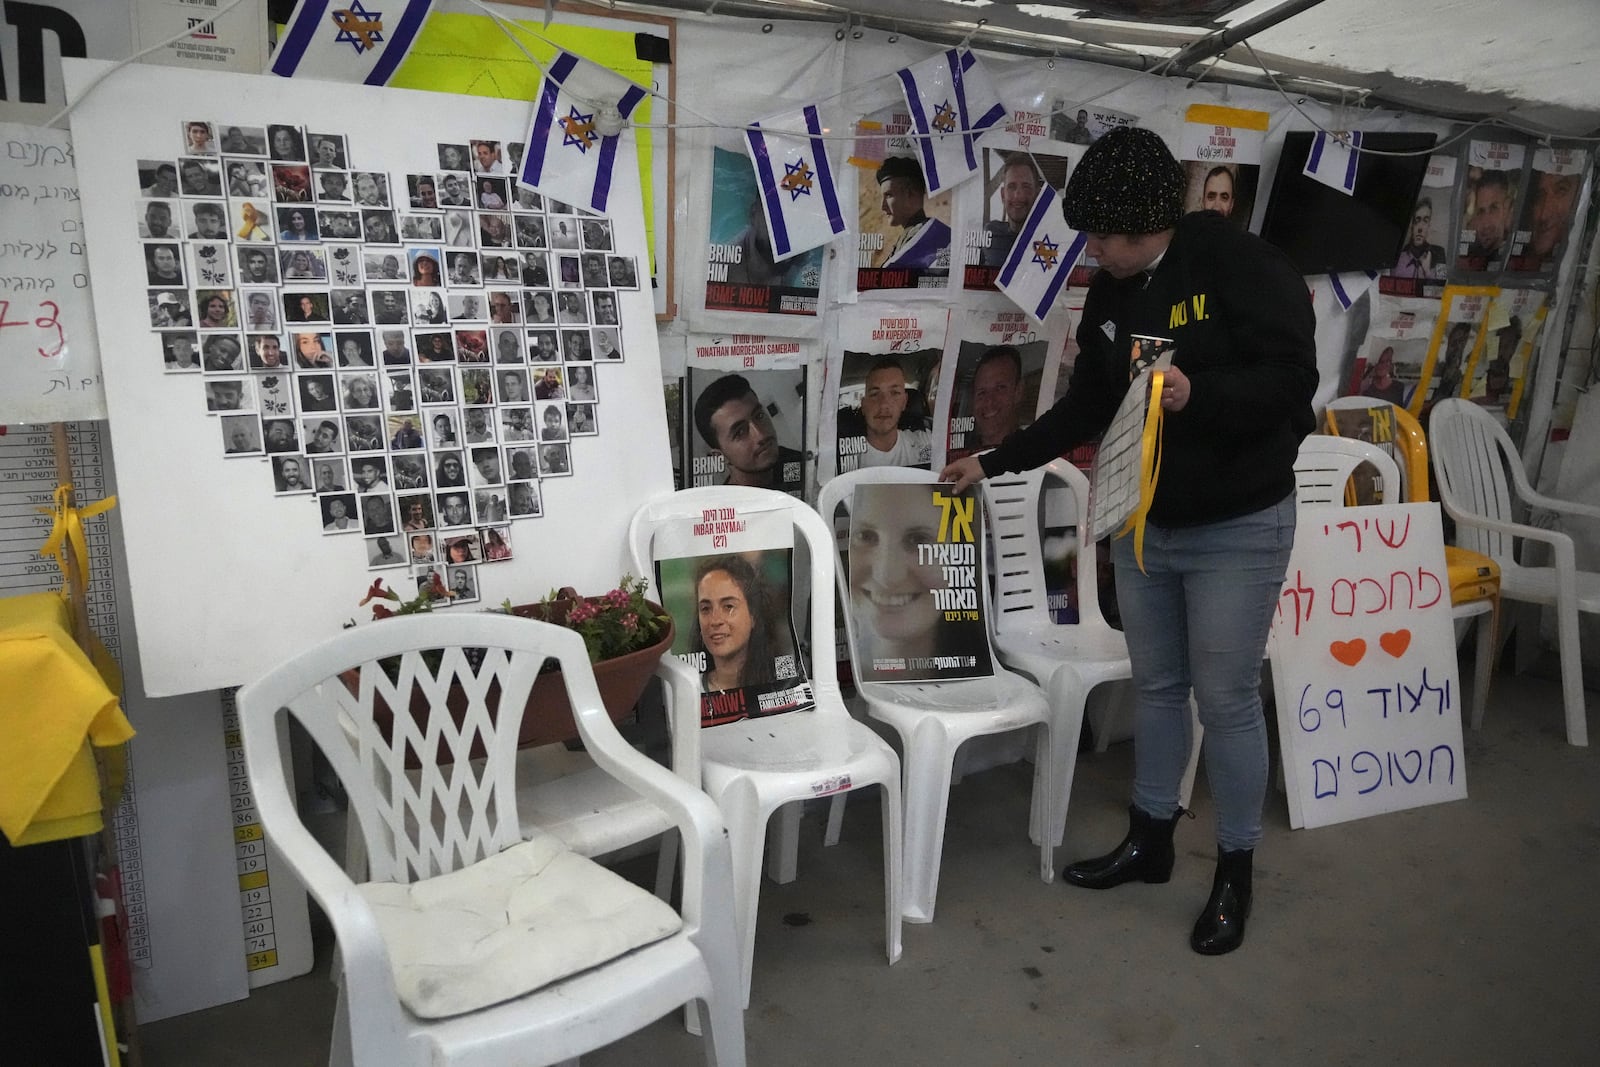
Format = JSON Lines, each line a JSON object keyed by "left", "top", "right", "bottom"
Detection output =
{"left": 37, "top": 485, "right": 118, "bottom": 597}
{"left": 1115, "top": 370, "right": 1165, "bottom": 574}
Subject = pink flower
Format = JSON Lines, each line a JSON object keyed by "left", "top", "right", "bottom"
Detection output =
{"left": 605, "top": 587, "right": 629, "bottom": 608}
{"left": 620, "top": 612, "right": 638, "bottom": 632}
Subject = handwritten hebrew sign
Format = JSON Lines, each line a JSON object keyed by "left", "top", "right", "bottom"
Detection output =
{"left": 0, "top": 121, "right": 105, "bottom": 422}
{"left": 1269, "top": 503, "right": 1466, "bottom": 829}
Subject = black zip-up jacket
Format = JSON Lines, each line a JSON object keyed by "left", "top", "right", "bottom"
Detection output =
{"left": 980, "top": 211, "right": 1318, "bottom": 527}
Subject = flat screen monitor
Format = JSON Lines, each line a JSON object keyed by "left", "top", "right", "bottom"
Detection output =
{"left": 1259, "top": 131, "right": 1438, "bottom": 275}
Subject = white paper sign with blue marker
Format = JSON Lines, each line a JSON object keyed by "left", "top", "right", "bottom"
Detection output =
{"left": 1269, "top": 503, "right": 1467, "bottom": 830}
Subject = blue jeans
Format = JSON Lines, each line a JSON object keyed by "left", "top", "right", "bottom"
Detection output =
{"left": 1110, "top": 496, "right": 1296, "bottom": 851}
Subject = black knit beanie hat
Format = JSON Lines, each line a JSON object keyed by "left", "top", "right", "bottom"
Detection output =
{"left": 1061, "top": 126, "right": 1185, "bottom": 234}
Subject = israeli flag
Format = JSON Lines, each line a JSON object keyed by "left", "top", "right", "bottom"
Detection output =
{"left": 1303, "top": 130, "right": 1363, "bottom": 194}
{"left": 517, "top": 51, "right": 648, "bottom": 215}
{"left": 996, "top": 185, "right": 1087, "bottom": 324}
{"left": 1328, "top": 270, "right": 1379, "bottom": 311}
{"left": 270, "top": 0, "right": 432, "bottom": 85}
{"left": 894, "top": 47, "right": 1005, "bottom": 195}
{"left": 744, "top": 104, "right": 847, "bottom": 262}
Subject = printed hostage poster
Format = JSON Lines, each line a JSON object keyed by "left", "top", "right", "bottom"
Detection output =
{"left": 829, "top": 305, "right": 948, "bottom": 478}
{"left": 958, "top": 138, "right": 1083, "bottom": 293}
{"left": 704, "top": 146, "right": 824, "bottom": 316}
{"left": 1409, "top": 285, "right": 1496, "bottom": 417}
{"left": 1382, "top": 153, "right": 1457, "bottom": 297}
{"left": 1506, "top": 146, "right": 1589, "bottom": 277}
{"left": 652, "top": 503, "right": 815, "bottom": 726}
{"left": 1177, "top": 104, "right": 1268, "bottom": 230}
{"left": 1456, "top": 139, "right": 1528, "bottom": 275}
{"left": 1344, "top": 290, "right": 1441, "bottom": 410}
{"left": 851, "top": 106, "right": 954, "bottom": 293}
{"left": 1269, "top": 503, "right": 1466, "bottom": 830}
{"left": 684, "top": 341, "right": 807, "bottom": 498}
{"left": 935, "top": 306, "right": 1065, "bottom": 466}
{"left": 846, "top": 482, "right": 994, "bottom": 683}
{"left": 1462, "top": 288, "right": 1546, "bottom": 419}
{"left": 1048, "top": 99, "right": 1135, "bottom": 147}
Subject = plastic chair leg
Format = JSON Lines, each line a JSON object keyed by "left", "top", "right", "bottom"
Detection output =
{"left": 715, "top": 784, "right": 772, "bottom": 1008}
{"left": 877, "top": 778, "right": 904, "bottom": 965}
{"left": 1036, "top": 671, "right": 1089, "bottom": 865}
{"left": 899, "top": 718, "right": 958, "bottom": 924}
{"left": 1557, "top": 598, "right": 1589, "bottom": 747}
{"left": 653, "top": 827, "right": 680, "bottom": 900}
{"left": 765, "top": 802, "right": 802, "bottom": 885}
{"left": 823, "top": 792, "right": 846, "bottom": 847}
{"left": 1469, "top": 609, "right": 1495, "bottom": 731}
{"left": 697, "top": 990, "right": 747, "bottom": 1067}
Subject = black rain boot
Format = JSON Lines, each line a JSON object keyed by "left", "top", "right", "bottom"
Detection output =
{"left": 1063, "top": 804, "right": 1185, "bottom": 889}
{"left": 1191, "top": 847, "right": 1253, "bottom": 955}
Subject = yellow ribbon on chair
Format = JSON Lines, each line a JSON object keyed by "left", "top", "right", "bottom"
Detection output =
{"left": 37, "top": 485, "right": 118, "bottom": 596}
{"left": 1115, "top": 370, "right": 1166, "bottom": 575}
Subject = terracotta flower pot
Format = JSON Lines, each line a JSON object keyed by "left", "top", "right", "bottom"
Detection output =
{"left": 358, "top": 599, "right": 674, "bottom": 768}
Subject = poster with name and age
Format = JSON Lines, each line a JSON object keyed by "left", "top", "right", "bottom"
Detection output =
{"left": 0, "top": 122, "right": 106, "bottom": 422}
{"left": 1269, "top": 503, "right": 1467, "bottom": 830}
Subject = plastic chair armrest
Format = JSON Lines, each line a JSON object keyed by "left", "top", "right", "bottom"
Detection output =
{"left": 251, "top": 787, "right": 407, "bottom": 1037}
{"left": 571, "top": 698, "right": 729, "bottom": 932}
{"left": 653, "top": 653, "right": 702, "bottom": 787}
{"left": 1518, "top": 489, "right": 1600, "bottom": 525}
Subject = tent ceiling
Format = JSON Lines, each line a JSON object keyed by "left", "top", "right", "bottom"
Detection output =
{"left": 634, "top": 0, "right": 1600, "bottom": 136}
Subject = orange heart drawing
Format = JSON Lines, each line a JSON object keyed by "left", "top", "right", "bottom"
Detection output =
{"left": 1329, "top": 639, "right": 1366, "bottom": 666}
{"left": 1380, "top": 630, "right": 1412, "bottom": 658}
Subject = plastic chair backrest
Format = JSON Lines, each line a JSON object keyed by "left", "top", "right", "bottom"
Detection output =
{"left": 238, "top": 613, "right": 591, "bottom": 885}
{"left": 1294, "top": 435, "right": 1402, "bottom": 508}
{"left": 981, "top": 459, "right": 1108, "bottom": 634}
{"left": 1324, "top": 396, "right": 1430, "bottom": 503}
{"left": 627, "top": 484, "right": 847, "bottom": 713}
{"left": 1428, "top": 398, "right": 1525, "bottom": 563}
{"left": 815, "top": 467, "right": 997, "bottom": 675}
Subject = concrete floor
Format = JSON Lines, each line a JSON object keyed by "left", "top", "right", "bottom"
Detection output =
{"left": 139, "top": 658, "right": 1600, "bottom": 1066}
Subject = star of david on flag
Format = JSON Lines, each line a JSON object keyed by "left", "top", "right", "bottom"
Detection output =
{"left": 894, "top": 47, "right": 1004, "bottom": 195}
{"left": 996, "top": 184, "right": 1087, "bottom": 324}
{"left": 518, "top": 50, "right": 648, "bottom": 214}
{"left": 270, "top": 0, "right": 433, "bottom": 85}
{"left": 744, "top": 103, "right": 847, "bottom": 262}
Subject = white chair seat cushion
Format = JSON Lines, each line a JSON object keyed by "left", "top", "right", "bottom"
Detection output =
{"left": 357, "top": 829, "right": 683, "bottom": 1019}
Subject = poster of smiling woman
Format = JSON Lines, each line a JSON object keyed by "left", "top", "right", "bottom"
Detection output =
{"left": 651, "top": 506, "right": 814, "bottom": 726}
{"left": 845, "top": 482, "right": 994, "bottom": 683}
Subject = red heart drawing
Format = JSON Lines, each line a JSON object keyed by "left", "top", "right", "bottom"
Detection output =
{"left": 1380, "top": 630, "right": 1412, "bottom": 658}
{"left": 1329, "top": 639, "right": 1366, "bottom": 666}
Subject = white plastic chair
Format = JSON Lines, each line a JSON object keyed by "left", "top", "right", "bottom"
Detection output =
{"left": 628, "top": 486, "right": 903, "bottom": 1006}
{"left": 237, "top": 613, "right": 745, "bottom": 1066}
{"left": 1429, "top": 398, "right": 1600, "bottom": 746}
{"left": 983, "top": 460, "right": 1204, "bottom": 816}
{"left": 1293, "top": 434, "right": 1401, "bottom": 507}
{"left": 817, "top": 467, "right": 1052, "bottom": 923}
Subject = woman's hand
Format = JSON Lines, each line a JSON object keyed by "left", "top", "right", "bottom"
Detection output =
{"left": 939, "top": 455, "right": 987, "bottom": 494}
{"left": 1160, "top": 365, "right": 1191, "bottom": 411}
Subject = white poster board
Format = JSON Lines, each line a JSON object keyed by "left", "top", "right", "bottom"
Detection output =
{"left": 65, "top": 58, "right": 672, "bottom": 696}
{"left": 0, "top": 121, "right": 106, "bottom": 422}
{"left": 1270, "top": 502, "right": 1467, "bottom": 829}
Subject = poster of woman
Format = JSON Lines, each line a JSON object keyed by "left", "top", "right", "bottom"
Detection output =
{"left": 656, "top": 548, "right": 813, "bottom": 726}
{"left": 846, "top": 482, "right": 993, "bottom": 683}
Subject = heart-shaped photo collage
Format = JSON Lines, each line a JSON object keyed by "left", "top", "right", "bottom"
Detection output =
{"left": 136, "top": 120, "right": 640, "bottom": 603}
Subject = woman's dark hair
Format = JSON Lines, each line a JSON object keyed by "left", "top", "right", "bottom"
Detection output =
{"left": 689, "top": 554, "right": 778, "bottom": 689}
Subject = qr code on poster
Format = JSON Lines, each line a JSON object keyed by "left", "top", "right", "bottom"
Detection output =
{"left": 774, "top": 654, "right": 797, "bottom": 680}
